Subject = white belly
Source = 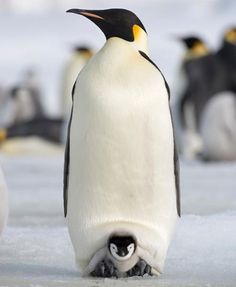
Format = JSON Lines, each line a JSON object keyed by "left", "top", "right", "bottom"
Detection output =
{"left": 67, "top": 39, "right": 178, "bottom": 273}
{"left": 200, "top": 92, "right": 236, "bottom": 161}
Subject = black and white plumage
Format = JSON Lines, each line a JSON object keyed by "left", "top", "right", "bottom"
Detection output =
{"left": 200, "top": 91, "right": 236, "bottom": 161}
{"left": 173, "top": 36, "right": 230, "bottom": 159}
{"left": 217, "top": 27, "right": 236, "bottom": 93}
{"left": 197, "top": 27, "right": 236, "bottom": 161}
{"left": 64, "top": 8, "right": 180, "bottom": 277}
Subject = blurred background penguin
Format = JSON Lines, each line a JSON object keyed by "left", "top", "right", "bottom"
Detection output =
{"left": 173, "top": 32, "right": 235, "bottom": 161}
{"left": 199, "top": 27, "right": 236, "bottom": 161}
{"left": 60, "top": 45, "right": 93, "bottom": 142}
{"left": 60, "top": 45, "right": 93, "bottom": 119}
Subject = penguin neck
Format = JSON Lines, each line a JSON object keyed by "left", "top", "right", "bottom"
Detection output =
{"left": 104, "top": 31, "right": 149, "bottom": 55}
{"left": 130, "top": 28, "right": 149, "bottom": 54}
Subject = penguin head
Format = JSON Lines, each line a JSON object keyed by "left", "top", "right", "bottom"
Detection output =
{"left": 73, "top": 45, "right": 93, "bottom": 58}
{"left": 180, "top": 36, "right": 209, "bottom": 58}
{"left": 67, "top": 8, "right": 148, "bottom": 52}
{"left": 108, "top": 235, "right": 136, "bottom": 262}
{"left": 224, "top": 27, "right": 236, "bottom": 44}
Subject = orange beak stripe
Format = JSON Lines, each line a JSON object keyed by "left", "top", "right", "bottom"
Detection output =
{"left": 80, "top": 12, "right": 104, "bottom": 20}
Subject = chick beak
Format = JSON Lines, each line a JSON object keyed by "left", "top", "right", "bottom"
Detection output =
{"left": 66, "top": 9, "right": 105, "bottom": 21}
{"left": 118, "top": 250, "right": 126, "bottom": 257}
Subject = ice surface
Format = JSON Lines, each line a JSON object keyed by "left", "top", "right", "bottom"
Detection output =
{"left": 0, "top": 154, "right": 236, "bottom": 286}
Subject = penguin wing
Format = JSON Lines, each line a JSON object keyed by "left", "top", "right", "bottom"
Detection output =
{"left": 173, "top": 126, "right": 181, "bottom": 216}
{"left": 63, "top": 82, "right": 76, "bottom": 217}
{"left": 139, "top": 51, "right": 170, "bottom": 99}
{"left": 139, "top": 51, "right": 181, "bottom": 216}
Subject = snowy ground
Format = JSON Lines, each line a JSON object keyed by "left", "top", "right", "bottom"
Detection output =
{"left": 0, "top": 153, "right": 235, "bottom": 287}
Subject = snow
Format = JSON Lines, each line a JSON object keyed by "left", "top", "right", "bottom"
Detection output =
{"left": 0, "top": 154, "right": 236, "bottom": 286}
{"left": 0, "top": 0, "right": 236, "bottom": 286}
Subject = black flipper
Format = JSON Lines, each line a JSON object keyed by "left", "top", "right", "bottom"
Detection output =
{"left": 171, "top": 110, "right": 181, "bottom": 217}
{"left": 63, "top": 82, "right": 76, "bottom": 217}
{"left": 139, "top": 50, "right": 170, "bottom": 99}
{"left": 139, "top": 51, "right": 181, "bottom": 216}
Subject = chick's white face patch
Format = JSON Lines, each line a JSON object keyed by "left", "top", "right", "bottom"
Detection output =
{"left": 109, "top": 243, "right": 135, "bottom": 262}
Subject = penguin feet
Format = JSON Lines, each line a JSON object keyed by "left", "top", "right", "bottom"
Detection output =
{"left": 91, "top": 259, "right": 118, "bottom": 278}
{"left": 127, "top": 259, "right": 152, "bottom": 277}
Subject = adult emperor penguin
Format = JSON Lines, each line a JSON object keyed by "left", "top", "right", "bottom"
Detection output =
{"left": 0, "top": 166, "right": 8, "bottom": 234}
{"left": 64, "top": 8, "right": 180, "bottom": 277}
{"left": 174, "top": 36, "right": 229, "bottom": 159}
{"left": 217, "top": 27, "right": 236, "bottom": 93}
{"left": 61, "top": 45, "right": 93, "bottom": 142}
{"left": 61, "top": 45, "right": 93, "bottom": 119}
{"left": 172, "top": 36, "right": 209, "bottom": 159}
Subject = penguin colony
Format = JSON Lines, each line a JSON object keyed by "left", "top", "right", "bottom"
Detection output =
{"left": 64, "top": 8, "right": 180, "bottom": 277}
{"left": 174, "top": 29, "right": 236, "bottom": 161}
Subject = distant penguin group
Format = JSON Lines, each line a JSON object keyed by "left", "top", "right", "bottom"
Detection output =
{"left": 64, "top": 8, "right": 180, "bottom": 278}
{"left": 174, "top": 28, "right": 236, "bottom": 161}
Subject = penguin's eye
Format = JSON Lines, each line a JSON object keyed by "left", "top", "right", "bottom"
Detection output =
{"left": 127, "top": 243, "right": 134, "bottom": 252}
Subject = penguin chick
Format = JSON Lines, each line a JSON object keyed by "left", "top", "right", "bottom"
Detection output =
{"left": 107, "top": 235, "right": 152, "bottom": 276}
{"left": 86, "top": 234, "right": 154, "bottom": 277}
{"left": 108, "top": 235, "right": 136, "bottom": 261}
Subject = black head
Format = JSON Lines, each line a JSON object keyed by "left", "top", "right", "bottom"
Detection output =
{"left": 74, "top": 45, "right": 92, "bottom": 53}
{"left": 180, "top": 36, "right": 204, "bottom": 49}
{"left": 108, "top": 235, "right": 136, "bottom": 261}
{"left": 67, "top": 8, "right": 146, "bottom": 42}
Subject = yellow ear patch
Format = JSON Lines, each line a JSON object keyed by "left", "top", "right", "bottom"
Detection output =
{"left": 132, "top": 24, "right": 142, "bottom": 41}
{"left": 0, "top": 128, "right": 7, "bottom": 143}
{"left": 225, "top": 30, "right": 236, "bottom": 44}
{"left": 192, "top": 42, "right": 208, "bottom": 56}
{"left": 81, "top": 50, "right": 93, "bottom": 59}
{"left": 185, "top": 42, "right": 209, "bottom": 60}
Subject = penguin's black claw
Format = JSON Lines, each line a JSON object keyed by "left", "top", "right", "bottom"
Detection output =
{"left": 91, "top": 259, "right": 118, "bottom": 278}
{"left": 127, "top": 259, "right": 152, "bottom": 277}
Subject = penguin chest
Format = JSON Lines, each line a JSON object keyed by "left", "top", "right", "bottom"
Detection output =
{"left": 68, "top": 47, "right": 175, "bottom": 226}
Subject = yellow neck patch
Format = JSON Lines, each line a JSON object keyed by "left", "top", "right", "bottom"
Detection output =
{"left": 81, "top": 50, "right": 93, "bottom": 59}
{"left": 225, "top": 30, "right": 236, "bottom": 44}
{"left": 185, "top": 42, "right": 209, "bottom": 60}
{"left": 192, "top": 42, "right": 208, "bottom": 55}
{"left": 0, "top": 128, "right": 7, "bottom": 143}
{"left": 132, "top": 24, "right": 142, "bottom": 41}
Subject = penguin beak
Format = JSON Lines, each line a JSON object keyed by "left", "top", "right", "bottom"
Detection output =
{"left": 118, "top": 249, "right": 126, "bottom": 257}
{"left": 67, "top": 9, "right": 105, "bottom": 21}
